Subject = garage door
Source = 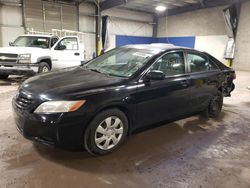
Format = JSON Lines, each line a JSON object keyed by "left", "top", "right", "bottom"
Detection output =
{"left": 24, "top": 0, "right": 77, "bottom": 32}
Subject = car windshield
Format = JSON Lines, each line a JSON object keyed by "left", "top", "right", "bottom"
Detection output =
{"left": 85, "top": 48, "right": 159, "bottom": 78}
{"left": 12, "top": 36, "right": 50, "bottom": 48}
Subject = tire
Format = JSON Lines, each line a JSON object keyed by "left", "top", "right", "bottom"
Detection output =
{"left": 202, "top": 91, "right": 223, "bottom": 118}
{"left": 38, "top": 62, "right": 50, "bottom": 73}
{"left": 0, "top": 75, "right": 9, "bottom": 79}
{"left": 84, "top": 108, "right": 129, "bottom": 155}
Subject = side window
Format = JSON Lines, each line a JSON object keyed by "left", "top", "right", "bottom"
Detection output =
{"left": 50, "top": 37, "right": 58, "bottom": 47}
{"left": 187, "top": 53, "right": 219, "bottom": 73}
{"left": 152, "top": 52, "right": 185, "bottom": 76}
{"left": 57, "top": 37, "right": 78, "bottom": 50}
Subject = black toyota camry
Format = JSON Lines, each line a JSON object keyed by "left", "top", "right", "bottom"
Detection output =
{"left": 13, "top": 44, "right": 235, "bottom": 155}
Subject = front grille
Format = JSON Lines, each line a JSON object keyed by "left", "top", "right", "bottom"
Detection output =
{"left": 0, "top": 53, "right": 18, "bottom": 63}
{"left": 15, "top": 94, "right": 33, "bottom": 110}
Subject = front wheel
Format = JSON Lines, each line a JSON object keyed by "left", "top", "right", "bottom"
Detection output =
{"left": 84, "top": 109, "right": 129, "bottom": 155}
{"left": 38, "top": 62, "right": 50, "bottom": 73}
{"left": 0, "top": 74, "right": 9, "bottom": 79}
{"left": 202, "top": 92, "right": 223, "bottom": 118}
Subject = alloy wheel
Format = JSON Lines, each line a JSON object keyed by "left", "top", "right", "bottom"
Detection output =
{"left": 94, "top": 116, "right": 124, "bottom": 150}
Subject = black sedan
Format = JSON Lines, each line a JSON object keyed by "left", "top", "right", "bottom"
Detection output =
{"left": 13, "top": 44, "right": 235, "bottom": 155}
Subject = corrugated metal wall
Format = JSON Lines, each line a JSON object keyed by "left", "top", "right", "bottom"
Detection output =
{"left": 24, "top": 0, "right": 77, "bottom": 32}
{"left": 0, "top": 4, "right": 24, "bottom": 46}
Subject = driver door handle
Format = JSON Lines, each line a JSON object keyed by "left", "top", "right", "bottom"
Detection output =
{"left": 74, "top": 52, "right": 80, "bottom": 56}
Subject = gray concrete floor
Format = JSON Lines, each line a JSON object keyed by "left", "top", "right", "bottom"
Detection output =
{"left": 0, "top": 71, "right": 250, "bottom": 188}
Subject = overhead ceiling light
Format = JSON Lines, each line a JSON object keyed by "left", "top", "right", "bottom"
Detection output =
{"left": 155, "top": 5, "right": 167, "bottom": 12}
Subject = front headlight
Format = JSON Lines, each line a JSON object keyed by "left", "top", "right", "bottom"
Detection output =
{"left": 18, "top": 53, "right": 31, "bottom": 64}
{"left": 34, "top": 100, "right": 86, "bottom": 114}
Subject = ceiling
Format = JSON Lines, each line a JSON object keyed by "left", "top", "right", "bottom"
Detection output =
{"left": 6, "top": 0, "right": 240, "bottom": 16}
{"left": 119, "top": 0, "right": 202, "bottom": 13}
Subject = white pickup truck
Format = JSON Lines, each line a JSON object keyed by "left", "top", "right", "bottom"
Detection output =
{"left": 0, "top": 34, "right": 85, "bottom": 79}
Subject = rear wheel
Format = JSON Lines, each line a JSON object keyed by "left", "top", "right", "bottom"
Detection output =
{"left": 84, "top": 109, "right": 128, "bottom": 155}
{"left": 202, "top": 91, "right": 223, "bottom": 118}
{"left": 38, "top": 62, "right": 50, "bottom": 73}
{"left": 0, "top": 75, "right": 9, "bottom": 79}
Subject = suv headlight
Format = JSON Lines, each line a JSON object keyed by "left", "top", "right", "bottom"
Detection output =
{"left": 18, "top": 54, "right": 31, "bottom": 64}
{"left": 34, "top": 100, "right": 86, "bottom": 114}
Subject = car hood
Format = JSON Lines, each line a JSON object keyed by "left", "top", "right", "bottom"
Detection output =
{"left": 0, "top": 47, "right": 47, "bottom": 54}
{"left": 21, "top": 66, "right": 126, "bottom": 100}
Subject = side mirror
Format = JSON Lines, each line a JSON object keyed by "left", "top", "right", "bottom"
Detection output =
{"left": 9, "top": 42, "right": 14, "bottom": 46}
{"left": 145, "top": 70, "right": 165, "bottom": 81}
{"left": 55, "top": 45, "right": 66, "bottom": 50}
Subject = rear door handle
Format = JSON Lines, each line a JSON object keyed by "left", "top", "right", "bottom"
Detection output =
{"left": 181, "top": 80, "right": 189, "bottom": 87}
{"left": 74, "top": 52, "right": 80, "bottom": 56}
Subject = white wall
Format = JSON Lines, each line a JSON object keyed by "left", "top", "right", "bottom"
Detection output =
{"left": 195, "top": 35, "right": 228, "bottom": 63}
{"left": 234, "top": 1, "right": 250, "bottom": 71}
{"left": 79, "top": 3, "right": 95, "bottom": 60}
{"left": 0, "top": 5, "right": 24, "bottom": 46}
{"left": 160, "top": 6, "right": 227, "bottom": 37}
{"left": 102, "top": 8, "right": 154, "bottom": 50}
{"left": 157, "top": 6, "right": 228, "bottom": 63}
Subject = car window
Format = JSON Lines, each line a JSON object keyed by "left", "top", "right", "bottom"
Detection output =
{"left": 187, "top": 53, "right": 219, "bottom": 73}
{"left": 51, "top": 37, "right": 58, "bottom": 47}
{"left": 57, "top": 37, "right": 78, "bottom": 50}
{"left": 13, "top": 36, "right": 50, "bottom": 48}
{"left": 152, "top": 52, "right": 185, "bottom": 76}
{"left": 85, "top": 48, "right": 158, "bottom": 78}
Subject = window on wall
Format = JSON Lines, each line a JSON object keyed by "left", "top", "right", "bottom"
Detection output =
{"left": 152, "top": 52, "right": 186, "bottom": 76}
{"left": 187, "top": 53, "right": 219, "bottom": 73}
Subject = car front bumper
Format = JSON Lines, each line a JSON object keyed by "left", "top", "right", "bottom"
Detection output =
{"left": 12, "top": 99, "right": 91, "bottom": 151}
{"left": 0, "top": 63, "right": 39, "bottom": 75}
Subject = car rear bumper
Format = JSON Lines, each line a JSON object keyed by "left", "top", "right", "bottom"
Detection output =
{"left": 0, "top": 64, "right": 39, "bottom": 75}
{"left": 12, "top": 99, "right": 90, "bottom": 151}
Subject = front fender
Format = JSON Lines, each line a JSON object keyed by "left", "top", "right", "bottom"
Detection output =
{"left": 36, "top": 56, "right": 52, "bottom": 63}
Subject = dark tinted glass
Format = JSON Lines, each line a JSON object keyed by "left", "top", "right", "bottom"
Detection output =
{"left": 152, "top": 52, "right": 185, "bottom": 76}
{"left": 188, "top": 53, "right": 219, "bottom": 72}
{"left": 51, "top": 37, "right": 58, "bottom": 47}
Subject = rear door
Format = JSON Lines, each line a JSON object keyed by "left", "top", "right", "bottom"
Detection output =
{"left": 136, "top": 50, "right": 192, "bottom": 128}
{"left": 185, "top": 50, "right": 222, "bottom": 112}
{"left": 51, "top": 36, "right": 81, "bottom": 70}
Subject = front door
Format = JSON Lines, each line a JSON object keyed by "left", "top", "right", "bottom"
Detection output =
{"left": 136, "top": 51, "right": 191, "bottom": 128}
{"left": 51, "top": 37, "right": 81, "bottom": 70}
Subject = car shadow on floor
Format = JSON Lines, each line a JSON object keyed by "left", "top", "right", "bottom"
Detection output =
{"left": 33, "top": 112, "right": 227, "bottom": 175}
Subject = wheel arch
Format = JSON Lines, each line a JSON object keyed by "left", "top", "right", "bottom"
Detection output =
{"left": 89, "top": 104, "right": 134, "bottom": 136}
{"left": 37, "top": 56, "right": 52, "bottom": 69}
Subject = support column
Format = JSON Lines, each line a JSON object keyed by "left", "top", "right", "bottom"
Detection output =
{"left": 152, "top": 16, "right": 158, "bottom": 38}
{"left": 95, "top": 1, "right": 101, "bottom": 57}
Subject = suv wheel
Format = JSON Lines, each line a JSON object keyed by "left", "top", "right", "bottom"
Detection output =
{"left": 38, "top": 62, "right": 50, "bottom": 73}
{"left": 84, "top": 109, "right": 129, "bottom": 155}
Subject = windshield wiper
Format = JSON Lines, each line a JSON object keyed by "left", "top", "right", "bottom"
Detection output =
{"left": 89, "top": 68, "right": 102, "bottom": 74}
{"left": 107, "top": 73, "right": 128, "bottom": 78}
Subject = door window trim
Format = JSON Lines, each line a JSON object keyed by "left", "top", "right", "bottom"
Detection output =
{"left": 184, "top": 50, "right": 220, "bottom": 74}
{"left": 139, "top": 50, "right": 189, "bottom": 81}
{"left": 55, "top": 37, "right": 79, "bottom": 51}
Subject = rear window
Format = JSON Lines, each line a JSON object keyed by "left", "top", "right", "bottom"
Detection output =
{"left": 187, "top": 53, "right": 219, "bottom": 73}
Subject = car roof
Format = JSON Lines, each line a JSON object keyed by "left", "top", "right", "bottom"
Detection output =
{"left": 20, "top": 34, "right": 56, "bottom": 38}
{"left": 122, "top": 43, "right": 195, "bottom": 52}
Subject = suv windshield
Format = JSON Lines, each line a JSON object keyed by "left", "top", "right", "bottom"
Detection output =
{"left": 12, "top": 36, "right": 50, "bottom": 48}
{"left": 85, "top": 47, "right": 159, "bottom": 78}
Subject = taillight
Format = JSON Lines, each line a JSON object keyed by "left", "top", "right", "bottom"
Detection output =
{"left": 232, "top": 72, "right": 236, "bottom": 80}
